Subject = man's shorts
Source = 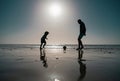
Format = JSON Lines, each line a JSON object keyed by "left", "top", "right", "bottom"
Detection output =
{"left": 78, "top": 33, "right": 85, "bottom": 40}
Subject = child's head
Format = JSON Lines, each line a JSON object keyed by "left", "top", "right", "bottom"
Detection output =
{"left": 44, "top": 31, "right": 49, "bottom": 35}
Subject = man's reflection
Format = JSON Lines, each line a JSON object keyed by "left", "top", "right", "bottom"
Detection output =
{"left": 78, "top": 50, "right": 86, "bottom": 81}
{"left": 40, "top": 49, "right": 48, "bottom": 68}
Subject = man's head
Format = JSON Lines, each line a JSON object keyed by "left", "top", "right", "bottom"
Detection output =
{"left": 78, "top": 19, "right": 82, "bottom": 24}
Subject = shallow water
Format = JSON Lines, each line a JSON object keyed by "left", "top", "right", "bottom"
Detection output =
{"left": 0, "top": 47, "right": 120, "bottom": 81}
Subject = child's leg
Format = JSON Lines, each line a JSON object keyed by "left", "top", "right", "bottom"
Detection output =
{"left": 43, "top": 42, "right": 46, "bottom": 48}
{"left": 40, "top": 43, "right": 43, "bottom": 49}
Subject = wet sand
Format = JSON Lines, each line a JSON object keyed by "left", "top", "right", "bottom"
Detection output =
{"left": 0, "top": 48, "right": 120, "bottom": 81}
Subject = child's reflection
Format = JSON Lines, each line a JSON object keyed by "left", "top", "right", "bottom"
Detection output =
{"left": 40, "top": 49, "right": 48, "bottom": 68}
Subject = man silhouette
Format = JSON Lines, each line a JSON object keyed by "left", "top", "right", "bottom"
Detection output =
{"left": 77, "top": 19, "right": 86, "bottom": 50}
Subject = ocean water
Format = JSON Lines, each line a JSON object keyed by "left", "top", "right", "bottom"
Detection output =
{"left": 0, "top": 44, "right": 120, "bottom": 81}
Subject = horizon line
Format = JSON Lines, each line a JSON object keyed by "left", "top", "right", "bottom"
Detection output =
{"left": 0, "top": 44, "right": 120, "bottom": 46}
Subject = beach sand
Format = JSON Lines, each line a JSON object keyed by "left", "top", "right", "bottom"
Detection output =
{"left": 0, "top": 47, "right": 120, "bottom": 81}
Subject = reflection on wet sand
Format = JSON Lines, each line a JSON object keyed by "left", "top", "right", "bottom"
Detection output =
{"left": 40, "top": 49, "right": 48, "bottom": 68}
{"left": 77, "top": 50, "right": 86, "bottom": 81}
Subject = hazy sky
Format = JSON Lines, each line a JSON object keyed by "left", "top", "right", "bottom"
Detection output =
{"left": 0, "top": 0, "right": 120, "bottom": 44}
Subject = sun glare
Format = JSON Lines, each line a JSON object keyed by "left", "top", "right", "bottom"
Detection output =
{"left": 49, "top": 3, "right": 62, "bottom": 17}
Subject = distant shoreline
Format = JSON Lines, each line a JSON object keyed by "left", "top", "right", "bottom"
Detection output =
{"left": 0, "top": 44, "right": 120, "bottom": 49}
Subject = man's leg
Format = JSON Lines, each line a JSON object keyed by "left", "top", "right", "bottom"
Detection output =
{"left": 77, "top": 34, "right": 84, "bottom": 50}
{"left": 76, "top": 38, "right": 81, "bottom": 50}
{"left": 78, "top": 39, "right": 81, "bottom": 49}
{"left": 79, "top": 39, "right": 84, "bottom": 49}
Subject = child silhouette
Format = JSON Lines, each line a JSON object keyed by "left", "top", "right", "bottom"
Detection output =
{"left": 40, "top": 31, "right": 49, "bottom": 49}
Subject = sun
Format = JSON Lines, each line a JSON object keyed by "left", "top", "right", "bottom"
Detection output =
{"left": 49, "top": 3, "right": 62, "bottom": 17}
